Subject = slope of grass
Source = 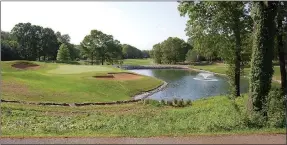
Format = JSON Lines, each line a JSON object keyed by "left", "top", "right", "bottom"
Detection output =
{"left": 191, "top": 64, "right": 281, "bottom": 81}
{"left": 123, "top": 59, "right": 153, "bottom": 65}
{"left": 1, "top": 95, "right": 285, "bottom": 137}
{"left": 1, "top": 61, "right": 163, "bottom": 103}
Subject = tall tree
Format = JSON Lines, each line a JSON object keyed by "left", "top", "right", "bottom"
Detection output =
{"left": 152, "top": 43, "right": 163, "bottom": 64}
{"left": 276, "top": 1, "right": 287, "bottom": 94}
{"left": 249, "top": 1, "right": 278, "bottom": 115}
{"left": 11, "top": 23, "right": 34, "bottom": 60}
{"left": 40, "top": 28, "right": 58, "bottom": 61}
{"left": 80, "top": 30, "right": 122, "bottom": 65}
{"left": 178, "top": 1, "right": 252, "bottom": 97}
{"left": 122, "top": 44, "right": 143, "bottom": 59}
{"left": 160, "top": 37, "right": 191, "bottom": 64}
{"left": 57, "top": 44, "right": 71, "bottom": 62}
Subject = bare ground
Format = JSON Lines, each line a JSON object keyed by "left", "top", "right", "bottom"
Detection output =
{"left": 0, "top": 134, "right": 286, "bottom": 144}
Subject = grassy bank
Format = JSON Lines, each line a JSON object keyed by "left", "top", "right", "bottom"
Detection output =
{"left": 1, "top": 61, "right": 162, "bottom": 103}
{"left": 1, "top": 95, "right": 285, "bottom": 137}
{"left": 123, "top": 59, "right": 154, "bottom": 65}
{"left": 191, "top": 63, "right": 282, "bottom": 81}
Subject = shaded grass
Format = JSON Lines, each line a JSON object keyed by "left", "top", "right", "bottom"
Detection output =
{"left": 1, "top": 61, "right": 163, "bottom": 103}
{"left": 123, "top": 59, "right": 154, "bottom": 65}
{"left": 1, "top": 95, "right": 285, "bottom": 137}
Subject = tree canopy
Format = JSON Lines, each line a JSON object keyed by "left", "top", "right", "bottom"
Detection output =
{"left": 80, "top": 30, "right": 122, "bottom": 65}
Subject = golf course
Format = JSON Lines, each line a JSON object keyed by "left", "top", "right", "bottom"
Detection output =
{"left": 1, "top": 60, "right": 285, "bottom": 137}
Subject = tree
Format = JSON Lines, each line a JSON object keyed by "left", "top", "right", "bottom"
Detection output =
{"left": 249, "top": 1, "right": 278, "bottom": 115}
{"left": 122, "top": 44, "right": 143, "bottom": 59}
{"left": 186, "top": 49, "right": 198, "bottom": 62}
{"left": 178, "top": 1, "right": 252, "bottom": 97}
{"left": 152, "top": 43, "right": 163, "bottom": 64}
{"left": 152, "top": 37, "right": 191, "bottom": 64}
{"left": 11, "top": 23, "right": 34, "bottom": 60}
{"left": 80, "top": 30, "right": 122, "bottom": 65}
{"left": 40, "top": 28, "right": 59, "bottom": 61}
{"left": 276, "top": 1, "right": 287, "bottom": 94}
{"left": 142, "top": 50, "right": 151, "bottom": 58}
{"left": 57, "top": 44, "right": 71, "bottom": 62}
{"left": 56, "top": 32, "right": 71, "bottom": 44}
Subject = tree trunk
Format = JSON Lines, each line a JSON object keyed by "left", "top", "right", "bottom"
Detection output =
{"left": 91, "top": 54, "right": 94, "bottom": 65}
{"left": 249, "top": 1, "right": 278, "bottom": 115}
{"left": 101, "top": 55, "right": 104, "bottom": 65}
{"left": 277, "top": 4, "right": 287, "bottom": 94}
{"left": 233, "top": 15, "right": 242, "bottom": 97}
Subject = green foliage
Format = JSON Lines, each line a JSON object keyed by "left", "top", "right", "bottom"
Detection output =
{"left": 185, "top": 49, "right": 198, "bottom": 62}
{"left": 80, "top": 30, "right": 122, "bottom": 65}
{"left": 122, "top": 44, "right": 143, "bottom": 59}
{"left": 56, "top": 44, "right": 71, "bottom": 62}
{"left": 178, "top": 1, "right": 253, "bottom": 97}
{"left": 266, "top": 88, "right": 286, "bottom": 128}
{"left": 152, "top": 43, "right": 163, "bottom": 64}
{"left": 249, "top": 2, "right": 278, "bottom": 115}
{"left": 10, "top": 23, "right": 60, "bottom": 61}
{"left": 143, "top": 99, "right": 192, "bottom": 108}
{"left": 151, "top": 37, "right": 191, "bottom": 64}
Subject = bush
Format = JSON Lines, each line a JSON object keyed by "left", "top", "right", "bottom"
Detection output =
{"left": 266, "top": 88, "right": 286, "bottom": 128}
{"left": 142, "top": 98, "right": 192, "bottom": 108}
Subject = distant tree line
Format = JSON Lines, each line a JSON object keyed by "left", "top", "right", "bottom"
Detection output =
{"left": 1, "top": 23, "right": 80, "bottom": 61}
{"left": 1, "top": 22, "right": 151, "bottom": 64}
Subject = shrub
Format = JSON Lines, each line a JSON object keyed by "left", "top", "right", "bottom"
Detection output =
{"left": 185, "top": 99, "right": 192, "bottom": 106}
{"left": 142, "top": 98, "right": 192, "bottom": 108}
{"left": 143, "top": 99, "right": 162, "bottom": 107}
{"left": 266, "top": 88, "right": 286, "bottom": 128}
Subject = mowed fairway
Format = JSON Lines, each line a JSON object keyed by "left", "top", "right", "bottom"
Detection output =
{"left": 48, "top": 65, "right": 116, "bottom": 74}
{"left": 123, "top": 59, "right": 154, "bottom": 65}
{"left": 1, "top": 61, "right": 163, "bottom": 103}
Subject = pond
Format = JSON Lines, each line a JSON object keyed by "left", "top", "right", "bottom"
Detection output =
{"left": 130, "top": 69, "right": 249, "bottom": 100}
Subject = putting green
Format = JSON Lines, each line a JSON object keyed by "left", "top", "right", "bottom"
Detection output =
{"left": 47, "top": 65, "right": 119, "bottom": 74}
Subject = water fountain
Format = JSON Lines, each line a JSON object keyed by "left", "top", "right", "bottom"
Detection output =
{"left": 194, "top": 72, "right": 218, "bottom": 81}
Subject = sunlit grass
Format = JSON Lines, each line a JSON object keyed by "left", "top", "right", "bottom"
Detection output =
{"left": 1, "top": 95, "right": 285, "bottom": 137}
{"left": 123, "top": 58, "right": 154, "bottom": 65}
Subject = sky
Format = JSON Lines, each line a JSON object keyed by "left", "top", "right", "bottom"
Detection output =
{"left": 1, "top": 2, "right": 189, "bottom": 50}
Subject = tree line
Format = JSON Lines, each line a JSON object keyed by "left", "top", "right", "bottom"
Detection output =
{"left": 1, "top": 23, "right": 150, "bottom": 64}
{"left": 178, "top": 1, "right": 287, "bottom": 126}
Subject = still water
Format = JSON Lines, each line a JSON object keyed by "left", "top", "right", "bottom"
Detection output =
{"left": 130, "top": 69, "right": 249, "bottom": 100}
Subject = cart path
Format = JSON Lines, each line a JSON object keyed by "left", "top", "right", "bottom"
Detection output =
{"left": 0, "top": 134, "right": 286, "bottom": 144}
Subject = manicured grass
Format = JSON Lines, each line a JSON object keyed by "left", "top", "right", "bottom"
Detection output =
{"left": 191, "top": 63, "right": 281, "bottom": 81}
{"left": 123, "top": 59, "right": 154, "bottom": 65}
{"left": 1, "top": 95, "right": 285, "bottom": 137}
{"left": 1, "top": 61, "right": 163, "bottom": 103}
{"left": 47, "top": 65, "right": 118, "bottom": 74}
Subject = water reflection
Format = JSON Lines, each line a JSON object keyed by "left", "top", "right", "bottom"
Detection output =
{"left": 130, "top": 69, "right": 249, "bottom": 100}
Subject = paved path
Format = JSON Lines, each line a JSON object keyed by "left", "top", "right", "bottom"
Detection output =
{"left": 1, "top": 134, "right": 286, "bottom": 144}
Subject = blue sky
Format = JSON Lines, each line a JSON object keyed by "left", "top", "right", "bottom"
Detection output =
{"left": 1, "top": 2, "right": 188, "bottom": 50}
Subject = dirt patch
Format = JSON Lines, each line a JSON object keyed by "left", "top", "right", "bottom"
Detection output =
{"left": 11, "top": 62, "right": 39, "bottom": 70}
{"left": 94, "top": 72, "right": 142, "bottom": 80}
{"left": 1, "top": 81, "right": 29, "bottom": 94}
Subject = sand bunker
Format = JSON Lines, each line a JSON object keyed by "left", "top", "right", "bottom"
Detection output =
{"left": 11, "top": 62, "right": 40, "bottom": 70}
{"left": 94, "top": 72, "right": 142, "bottom": 80}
